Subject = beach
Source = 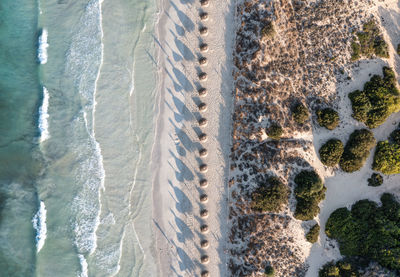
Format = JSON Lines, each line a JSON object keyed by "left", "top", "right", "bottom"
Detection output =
{"left": 152, "top": 0, "right": 235, "bottom": 276}
{"left": 0, "top": 0, "right": 236, "bottom": 276}
{"left": 4, "top": 0, "right": 400, "bottom": 276}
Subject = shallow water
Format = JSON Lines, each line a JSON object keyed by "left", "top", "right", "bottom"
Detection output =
{"left": 0, "top": 0, "right": 159, "bottom": 275}
{"left": 34, "top": 0, "right": 158, "bottom": 276}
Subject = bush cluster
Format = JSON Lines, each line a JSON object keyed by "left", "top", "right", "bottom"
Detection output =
{"left": 373, "top": 124, "right": 400, "bottom": 175}
{"left": 261, "top": 21, "right": 275, "bottom": 39}
{"left": 264, "top": 265, "right": 275, "bottom": 276}
{"left": 292, "top": 103, "right": 309, "bottom": 124}
{"left": 316, "top": 108, "right": 339, "bottom": 130}
{"left": 325, "top": 193, "right": 400, "bottom": 271}
{"left": 251, "top": 176, "right": 289, "bottom": 213}
{"left": 319, "top": 139, "right": 344, "bottom": 167}
{"left": 372, "top": 141, "right": 400, "bottom": 174}
{"left": 306, "top": 223, "right": 320, "bottom": 243}
{"left": 390, "top": 128, "right": 400, "bottom": 144}
{"left": 266, "top": 123, "right": 283, "bottom": 140}
{"left": 319, "top": 260, "right": 360, "bottom": 277}
{"left": 367, "top": 173, "right": 383, "bottom": 187}
{"left": 351, "top": 20, "right": 389, "bottom": 60}
{"left": 339, "top": 129, "right": 376, "bottom": 173}
{"left": 349, "top": 67, "right": 400, "bottom": 129}
{"left": 294, "top": 170, "right": 326, "bottom": 221}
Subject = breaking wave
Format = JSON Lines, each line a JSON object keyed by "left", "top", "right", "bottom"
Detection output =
{"left": 38, "top": 86, "right": 50, "bottom": 142}
{"left": 37, "top": 29, "right": 49, "bottom": 64}
{"left": 32, "top": 201, "right": 47, "bottom": 253}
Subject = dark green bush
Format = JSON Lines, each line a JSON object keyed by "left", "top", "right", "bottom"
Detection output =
{"left": 306, "top": 223, "right": 320, "bottom": 243}
{"left": 390, "top": 129, "right": 400, "bottom": 144}
{"left": 367, "top": 173, "right": 383, "bottom": 187}
{"left": 294, "top": 170, "right": 326, "bottom": 221}
{"left": 325, "top": 193, "right": 400, "bottom": 271}
{"left": 292, "top": 103, "right": 309, "bottom": 124}
{"left": 351, "top": 20, "right": 389, "bottom": 60}
{"left": 319, "top": 139, "right": 344, "bottom": 166}
{"left": 316, "top": 108, "right": 339, "bottom": 130}
{"left": 372, "top": 141, "right": 400, "bottom": 174}
{"left": 264, "top": 265, "right": 275, "bottom": 276}
{"left": 261, "top": 21, "right": 275, "bottom": 39}
{"left": 319, "top": 260, "right": 360, "bottom": 277}
{"left": 348, "top": 67, "right": 400, "bottom": 128}
{"left": 251, "top": 176, "right": 288, "bottom": 213}
{"left": 339, "top": 129, "right": 376, "bottom": 173}
{"left": 266, "top": 123, "right": 283, "bottom": 140}
{"left": 397, "top": 44, "right": 400, "bottom": 56}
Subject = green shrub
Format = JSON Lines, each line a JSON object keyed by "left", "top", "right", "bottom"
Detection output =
{"left": 264, "top": 265, "right": 275, "bottom": 276}
{"left": 316, "top": 108, "right": 339, "bottom": 130}
{"left": 325, "top": 193, "right": 400, "bottom": 271}
{"left": 292, "top": 103, "right": 309, "bottom": 124}
{"left": 397, "top": 44, "right": 400, "bottom": 56}
{"left": 372, "top": 141, "right": 400, "bottom": 174}
{"left": 306, "top": 223, "right": 320, "bottom": 243}
{"left": 367, "top": 173, "right": 383, "bottom": 187}
{"left": 261, "top": 21, "right": 275, "bottom": 39}
{"left": 294, "top": 170, "right": 326, "bottom": 221}
{"left": 319, "top": 139, "right": 344, "bottom": 166}
{"left": 351, "top": 20, "right": 389, "bottom": 60}
{"left": 390, "top": 129, "right": 400, "bottom": 144}
{"left": 266, "top": 123, "right": 283, "bottom": 140}
{"left": 339, "top": 129, "right": 376, "bottom": 173}
{"left": 251, "top": 176, "right": 289, "bottom": 212}
{"left": 319, "top": 260, "right": 360, "bottom": 277}
{"left": 349, "top": 67, "right": 400, "bottom": 128}
{"left": 351, "top": 41, "right": 361, "bottom": 61}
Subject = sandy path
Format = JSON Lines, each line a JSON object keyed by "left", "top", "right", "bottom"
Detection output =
{"left": 152, "top": 0, "right": 235, "bottom": 276}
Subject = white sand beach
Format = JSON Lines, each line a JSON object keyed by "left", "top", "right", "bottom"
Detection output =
{"left": 152, "top": 0, "right": 235, "bottom": 276}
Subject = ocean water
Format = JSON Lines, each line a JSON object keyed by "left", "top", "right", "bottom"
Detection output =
{"left": 33, "top": 0, "right": 158, "bottom": 276}
{"left": 0, "top": 0, "right": 42, "bottom": 276}
{"left": 0, "top": 0, "right": 159, "bottom": 276}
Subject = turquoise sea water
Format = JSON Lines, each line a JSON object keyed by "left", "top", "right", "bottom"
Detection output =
{"left": 0, "top": 0, "right": 41, "bottom": 276}
{"left": 0, "top": 0, "right": 158, "bottom": 276}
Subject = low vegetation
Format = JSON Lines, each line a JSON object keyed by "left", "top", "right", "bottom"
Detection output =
{"left": 261, "top": 21, "right": 275, "bottom": 39}
{"left": 319, "top": 260, "right": 360, "bottom": 277}
{"left": 292, "top": 103, "right": 309, "bottom": 124}
{"left": 264, "top": 265, "right": 275, "bottom": 276}
{"left": 351, "top": 20, "right": 389, "bottom": 60}
{"left": 397, "top": 44, "right": 400, "bottom": 56}
{"left": 316, "top": 108, "right": 339, "bottom": 130}
{"left": 251, "top": 176, "right": 289, "bottom": 213}
{"left": 339, "top": 129, "right": 375, "bottom": 173}
{"left": 349, "top": 67, "right": 400, "bottom": 129}
{"left": 306, "top": 223, "right": 320, "bottom": 243}
{"left": 294, "top": 170, "right": 326, "bottom": 221}
{"left": 325, "top": 193, "right": 400, "bottom": 271}
{"left": 266, "top": 123, "right": 283, "bottom": 140}
{"left": 390, "top": 128, "right": 400, "bottom": 144}
{"left": 319, "top": 139, "right": 344, "bottom": 167}
{"left": 367, "top": 173, "right": 383, "bottom": 187}
{"left": 372, "top": 141, "right": 400, "bottom": 174}
{"left": 373, "top": 124, "right": 400, "bottom": 174}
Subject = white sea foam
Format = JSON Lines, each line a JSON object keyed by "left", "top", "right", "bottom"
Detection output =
{"left": 32, "top": 201, "right": 47, "bottom": 253}
{"left": 65, "top": 0, "right": 105, "bottom": 263}
{"left": 38, "top": 86, "right": 50, "bottom": 142}
{"left": 38, "top": 29, "right": 49, "bottom": 64}
{"left": 78, "top": 254, "right": 88, "bottom": 277}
